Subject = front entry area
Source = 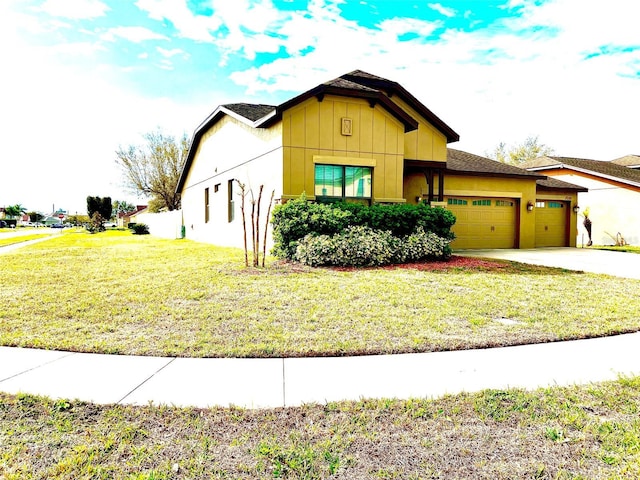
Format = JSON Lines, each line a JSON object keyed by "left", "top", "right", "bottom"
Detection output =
{"left": 445, "top": 196, "right": 518, "bottom": 249}
{"left": 535, "top": 200, "right": 569, "bottom": 247}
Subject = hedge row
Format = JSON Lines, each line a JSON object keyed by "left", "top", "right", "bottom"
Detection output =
{"left": 295, "top": 225, "right": 451, "bottom": 267}
{"left": 271, "top": 195, "right": 456, "bottom": 265}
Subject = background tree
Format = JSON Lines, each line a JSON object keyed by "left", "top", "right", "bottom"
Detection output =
{"left": 4, "top": 204, "right": 26, "bottom": 219}
{"left": 115, "top": 129, "right": 189, "bottom": 212}
{"left": 67, "top": 214, "right": 90, "bottom": 226}
{"left": 27, "top": 211, "right": 44, "bottom": 223}
{"left": 87, "top": 196, "right": 112, "bottom": 220}
{"left": 112, "top": 200, "right": 136, "bottom": 219}
{"left": 86, "top": 196, "right": 112, "bottom": 231}
{"left": 487, "top": 135, "right": 554, "bottom": 165}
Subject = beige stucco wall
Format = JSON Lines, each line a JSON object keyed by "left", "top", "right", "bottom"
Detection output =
{"left": 544, "top": 172, "right": 640, "bottom": 246}
{"left": 181, "top": 116, "right": 283, "bottom": 249}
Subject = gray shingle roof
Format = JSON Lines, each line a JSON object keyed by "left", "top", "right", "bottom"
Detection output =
{"left": 446, "top": 149, "right": 544, "bottom": 178}
{"left": 536, "top": 177, "right": 587, "bottom": 192}
{"left": 524, "top": 156, "right": 640, "bottom": 185}
{"left": 323, "top": 77, "right": 380, "bottom": 92}
{"left": 222, "top": 103, "right": 276, "bottom": 122}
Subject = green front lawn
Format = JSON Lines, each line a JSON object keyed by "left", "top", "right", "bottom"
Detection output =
{"left": 1, "top": 230, "right": 638, "bottom": 358}
{"left": 594, "top": 245, "right": 640, "bottom": 254}
{"left": 2, "top": 377, "right": 639, "bottom": 479}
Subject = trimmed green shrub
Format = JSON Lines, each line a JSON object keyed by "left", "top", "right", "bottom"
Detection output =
{"left": 334, "top": 201, "right": 456, "bottom": 239}
{"left": 271, "top": 194, "right": 352, "bottom": 259}
{"left": 295, "top": 226, "right": 399, "bottom": 267}
{"left": 294, "top": 225, "right": 451, "bottom": 267}
{"left": 271, "top": 195, "right": 456, "bottom": 262}
{"left": 131, "top": 223, "right": 150, "bottom": 235}
{"left": 395, "top": 227, "right": 452, "bottom": 263}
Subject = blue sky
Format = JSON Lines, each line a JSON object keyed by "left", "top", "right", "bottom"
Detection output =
{"left": 1, "top": 0, "right": 638, "bottom": 214}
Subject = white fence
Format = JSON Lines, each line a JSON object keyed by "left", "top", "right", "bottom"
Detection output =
{"left": 134, "top": 210, "right": 183, "bottom": 240}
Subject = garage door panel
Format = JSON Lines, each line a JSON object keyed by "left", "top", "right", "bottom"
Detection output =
{"left": 535, "top": 200, "right": 567, "bottom": 247}
{"left": 446, "top": 197, "right": 517, "bottom": 249}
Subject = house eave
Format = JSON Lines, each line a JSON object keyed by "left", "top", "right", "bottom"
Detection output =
{"left": 260, "top": 84, "right": 419, "bottom": 132}
{"left": 528, "top": 164, "right": 640, "bottom": 189}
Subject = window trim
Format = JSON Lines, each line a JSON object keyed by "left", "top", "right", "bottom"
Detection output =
{"left": 227, "top": 179, "right": 234, "bottom": 223}
{"left": 314, "top": 164, "right": 372, "bottom": 203}
{"left": 204, "top": 187, "right": 210, "bottom": 223}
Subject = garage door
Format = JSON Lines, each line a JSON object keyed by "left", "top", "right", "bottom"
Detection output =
{"left": 535, "top": 200, "right": 568, "bottom": 247}
{"left": 445, "top": 197, "right": 518, "bottom": 249}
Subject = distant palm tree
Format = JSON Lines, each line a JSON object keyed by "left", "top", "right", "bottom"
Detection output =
{"left": 4, "top": 204, "right": 26, "bottom": 219}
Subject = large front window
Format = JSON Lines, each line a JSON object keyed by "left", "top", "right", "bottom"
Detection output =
{"left": 315, "top": 165, "right": 372, "bottom": 202}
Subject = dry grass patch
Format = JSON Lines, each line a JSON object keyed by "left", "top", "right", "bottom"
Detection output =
{"left": 2, "top": 377, "right": 639, "bottom": 479}
{"left": 1, "top": 230, "right": 639, "bottom": 358}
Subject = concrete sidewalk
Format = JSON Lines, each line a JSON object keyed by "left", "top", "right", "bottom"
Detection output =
{"left": 0, "top": 230, "right": 60, "bottom": 254}
{"left": 2, "top": 332, "right": 639, "bottom": 409}
{"left": 457, "top": 247, "right": 640, "bottom": 279}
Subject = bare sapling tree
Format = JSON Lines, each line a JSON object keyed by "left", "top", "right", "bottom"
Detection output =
{"left": 262, "top": 190, "right": 275, "bottom": 267}
{"left": 253, "top": 185, "right": 264, "bottom": 267}
{"left": 235, "top": 180, "right": 249, "bottom": 267}
{"left": 236, "top": 182, "right": 274, "bottom": 267}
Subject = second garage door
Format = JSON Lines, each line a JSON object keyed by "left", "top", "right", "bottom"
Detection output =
{"left": 445, "top": 197, "right": 518, "bottom": 249}
{"left": 535, "top": 200, "right": 569, "bottom": 247}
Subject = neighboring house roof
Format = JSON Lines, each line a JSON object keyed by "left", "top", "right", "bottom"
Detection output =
{"left": 536, "top": 177, "right": 588, "bottom": 192}
{"left": 523, "top": 156, "right": 640, "bottom": 189}
{"left": 118, "top": 205, "right": 148, "bottom": 219}
{"left": 177, "top": 70, "right": 460, "bottom": 194}
{"left": 611, "top": 154, "right": 640, "bottom": 168}
{"left": 446, "top": 149, "right": 544, "bottom": 180}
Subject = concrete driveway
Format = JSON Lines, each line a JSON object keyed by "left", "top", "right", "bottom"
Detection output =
{"left": 457, "top": 247, "right": 640, "bottom": 280}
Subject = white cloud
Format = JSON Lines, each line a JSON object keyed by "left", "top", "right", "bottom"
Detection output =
{"left": 157, "top": 47, "right": 185, "bottom": 58}
{"left": 102, "top": 26, "right": 169, "bottom": 43}
{"left": 158, "top": 58, "right": 174, "bottom": 70}
{"left": 2, "top": 0, "right": 639, "bottom": 216}
{"left": 39, "top": 0, "right": 109, "bottom": 19}
{"left": 0, "top": 4, "right": 205, "bottom": 213}
{"left": 428, "top": 3, "right": 456, "bottom": 18}
{"left": 225, "top": 0, "right": 640, "bottom": 160}
{"left": 135, "top": 0, "right": 220, "bottom": 42}
{"left": 377, "top": 17, "right": 441, "bottom": 38}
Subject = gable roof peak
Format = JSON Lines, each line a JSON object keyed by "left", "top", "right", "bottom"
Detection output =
{"left": 337, "top": 69, "right": 459, "bottom": 143}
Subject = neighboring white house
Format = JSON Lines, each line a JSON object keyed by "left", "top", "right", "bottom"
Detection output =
{"left": 524, "top": 156, "right": 640, "bottom": 246}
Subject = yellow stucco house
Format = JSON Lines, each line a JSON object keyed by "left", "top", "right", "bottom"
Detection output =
{"left": 176, "top": 70, "right": 584, "bottom": 250}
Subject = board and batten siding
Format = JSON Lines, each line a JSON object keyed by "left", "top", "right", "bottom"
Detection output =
{"left": 387, "top": 95, "right": 448, "bottom": 162}
{"left": 281, "top": 95, "right": 405, "bottom": 203}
